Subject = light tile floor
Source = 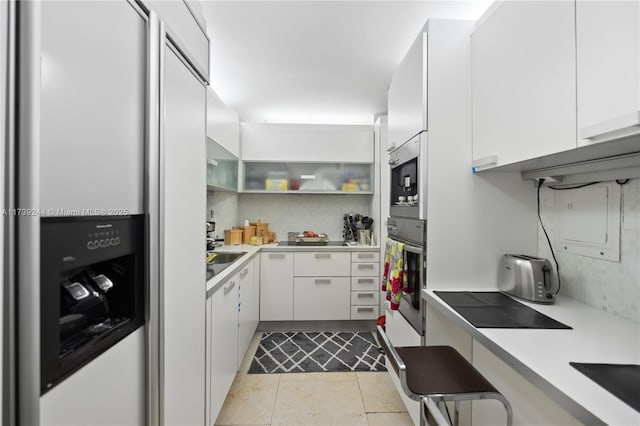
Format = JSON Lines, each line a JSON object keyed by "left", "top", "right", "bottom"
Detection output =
{"left": 215, "top": 332, "right": 414, "bottom": 426}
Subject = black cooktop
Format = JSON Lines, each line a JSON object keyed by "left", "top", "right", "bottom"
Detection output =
{"left": 277, "top": 241, "right": 346, "bottom": 247}
{"left": 570, "top": 363, "right": 640, "bottom": 412}
{"left": 434, "top": 291, "right": 572, "bottom": 329}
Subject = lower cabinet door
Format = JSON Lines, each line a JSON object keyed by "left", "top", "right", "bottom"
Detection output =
{"left": 260, "top": 252, "right": 294, "bottom": 320}
{"left": 293, "top": 277, "right": 350, "bottom": 320}
{"left": 205, "top": 297, "right": 212, "bottom": 426}
{"left": 210, "top": 279, "right": 238, "bottom": 423}
{"left": 238, "top": 259, "right": 256, "bottom": 367}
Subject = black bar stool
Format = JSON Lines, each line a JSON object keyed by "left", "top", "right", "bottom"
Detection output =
{"left": 376, "top": 325, "right": 513, "bottom": 426}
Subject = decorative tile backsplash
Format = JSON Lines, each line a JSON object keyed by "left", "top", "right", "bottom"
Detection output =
{"left": 538, "top": 179, "right": 640, "bottom": 323}
{"left": 238, "top": 194, "right": 371, "bottom": 241}
{"left": 206, "top": 191, "right": 239, "bottom": 240}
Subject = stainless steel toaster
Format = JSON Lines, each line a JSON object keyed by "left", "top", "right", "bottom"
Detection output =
{"left": 498, "top": 254, "right": 558, "bottom": 304}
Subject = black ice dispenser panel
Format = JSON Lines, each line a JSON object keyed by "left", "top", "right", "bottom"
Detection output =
{"left": 40, "top": 215, "right": 145, "bottom": 393}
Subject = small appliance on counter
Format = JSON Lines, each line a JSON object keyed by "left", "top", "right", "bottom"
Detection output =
{"left": 498, "top": 254, "right": 558, "bottom": 304}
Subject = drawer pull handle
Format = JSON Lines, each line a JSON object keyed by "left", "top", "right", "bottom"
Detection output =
{"left": 240, "top": 268, "right": 249, "bottom": 277}
{"left": 357, "top": 278, "right": 375, "bottom": 284}
{"left": 357, "top": 307, "right": 375, "bottom": 312}
{"left": 314, "top": 279, "right": 331, "bottom": 284}
{"left": 357, "top": 293, "right": 375, "bottom": 298}
{"left": 357, "top": 253, "right": 374, "bottom": 259}
{"left": 224, "top": 281, "right": 236, "bottom": 294}
{"left": 357, "top": 264, "right": 375, "bottom": 269}
{"left": 314, "top": 253, "right": 331, "bottom": 259}
{"left": 268, "top": 253, "right": 286, "bottom": 259}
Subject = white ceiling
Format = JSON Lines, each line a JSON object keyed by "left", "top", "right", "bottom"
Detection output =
{"left": 200, "top": 1, "right": 493, "bottom": 124}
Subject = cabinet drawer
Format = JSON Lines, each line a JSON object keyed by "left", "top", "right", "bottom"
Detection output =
{"left": 351, "top": 291, "right": 379, "bottom": 306}
{"left": 293, "top": 277, "right": 350, "bottom": 320}
{"left": 350, "top": 262, "right": 379, "bottom": 277}
{"left": 350, "top": 306, "right": 379, "bottom": 320}
{"left": 294, "top": 252, "right": 350, "bottom": 277}
{"left": 351, "top": 277, "right": 378, "bottom": 291}
{"left": 351, "top": 251, "right": 380, "bottom": 262}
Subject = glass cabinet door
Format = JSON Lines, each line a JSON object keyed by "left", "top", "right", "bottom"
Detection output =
{"left": 207, "top": 138, "right": 238, "bottom": 192}
{"left": 243, "top": 161, "right": 373, "bottom": 194}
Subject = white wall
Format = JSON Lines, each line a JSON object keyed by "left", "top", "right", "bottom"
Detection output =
{"left": 538, "top": 178, "right": 640, "bottom": 322}
{"left": 238, "top": 193, "right": 371, "bottom": 241}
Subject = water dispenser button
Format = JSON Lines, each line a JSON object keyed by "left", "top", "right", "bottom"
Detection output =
{"left": 93, "top": 274, "right": 114, "bottom": 292}
{"left": 63, "top": 282, "right": 91, "bottom": 300}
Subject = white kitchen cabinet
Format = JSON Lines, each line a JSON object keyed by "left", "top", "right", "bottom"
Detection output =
{"left": 208, "top": 279, "right": 239, "bottom": 424}
{"left": 471, "top": 1, "right": 576, "bottom": 169}
{"left": 387, "top": 20, "right": 474, "bottom": 150}
{"left": 293, "top": 252, "right": 350, "bottom": 277}
{"left": 207, "top": 88, "right": 240, "bottom": 156}
{"left": 144, "top": 0, "right": 209, "bottom": 82}
{"left": 350, "top": 276, "right": 377, "bottom": 292}
{"left": 576, "top": 0, "right": 640, "bottom": 146}
{"left": 349, "top": 251, "right": 380, "bottom": 319}
{"left": 292, "top": 252, "right": 351, "bottom": 320}
{"left": 161, "top": 41, "right": 207, "bottom": 425}
{"left": 260, "top": 252, "right": 294, "bottom": 321}
{"left": 241, "top": 123, "right": 374, "bottom": 162}
{"left": 237, "top": 258, "right": 257, "bottom": 367}
{"left": 350, "top": 291, "right": 379, "bottom": 306}
{"left": 387, "top": 30, "right": 426, "bottom": 149}
{"left": 207, "top": 138, "right": 238, "bottom": 192}
{"left": 350, "top": 262, "right": 379, "bottom": 277}
{"left": 351, "top": 251, "right": 380, "bottom": 263}
{"left": 252, "top": 254, "right": 261, "bottom": 331}
{"left": 293, "top": 277, "right": 350, "bottom": 320}
{"left": 243, "top": 161, "right": 372, "bottom": 194}
{"left": 205, "top": 296, "right": 212, "bottom": 426}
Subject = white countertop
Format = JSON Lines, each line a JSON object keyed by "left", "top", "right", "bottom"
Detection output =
{"left": 423, "top": 288, "right": 640, "bottom": 425}
{"left": 206, "top": 243, "right": 380, "bottom": 293}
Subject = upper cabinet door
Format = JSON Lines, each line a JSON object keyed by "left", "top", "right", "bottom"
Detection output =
{"left": 241, "top": 123, "right": 374, "bottom": 163}
{"left": 471, "top": 1, "right": 577, "bottom": 168}
{"left": 576, "top": 0, "right": 640, "bottom": 146}
{"left": 207, "top": 88, "right": 240, "bottom": 157}
{"left": 387, "top": 32, "right": 427, "bottom": 149}
{"left": 145, "top": 0, "right": 209, "bottom": 82}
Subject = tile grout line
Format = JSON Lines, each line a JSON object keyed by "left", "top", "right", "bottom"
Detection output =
{"left": 354, "top": 371, "right": 371, "bottom": 422}
{"left": 268, "top": 373, "right": 281, "bottom": 426}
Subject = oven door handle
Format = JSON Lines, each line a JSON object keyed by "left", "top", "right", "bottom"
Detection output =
{"left": 386, "top": 238, "right": 424, "bottom": 255}
{"left": 403, "top": 244, "right": 424, "bottom": 255}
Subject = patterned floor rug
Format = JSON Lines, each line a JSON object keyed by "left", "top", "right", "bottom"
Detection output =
{"left": 248, "top": 331, "right": 387, "bottom": 374}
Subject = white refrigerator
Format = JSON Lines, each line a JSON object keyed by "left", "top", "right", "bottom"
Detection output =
{"left": 3, "top": 1, "right": 208, "bottom": 424}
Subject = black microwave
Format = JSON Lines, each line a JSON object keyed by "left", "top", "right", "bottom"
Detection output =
{"left": 40, "top": 215, "right": 146, "bottom": 393}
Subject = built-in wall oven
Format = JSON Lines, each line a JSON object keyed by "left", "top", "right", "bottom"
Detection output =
{"left": 387, "top": 216, "right": 426, "bottom": 337}
{"left": 388, "top": 133, "right": 426, "bottom": 220}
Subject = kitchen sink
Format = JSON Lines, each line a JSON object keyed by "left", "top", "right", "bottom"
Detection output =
{"left": 206, "top": 251, "right": 247, "bottom": 280}
{"left": 208, "top": 252, "right": 246, "bottom": 264}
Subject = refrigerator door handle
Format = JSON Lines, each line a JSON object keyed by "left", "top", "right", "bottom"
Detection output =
{"left": 13, "top": 1, "right": 42, "bottom": 424}
{"left": 145, "top": 10, "right": 162, "bottom": 426}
